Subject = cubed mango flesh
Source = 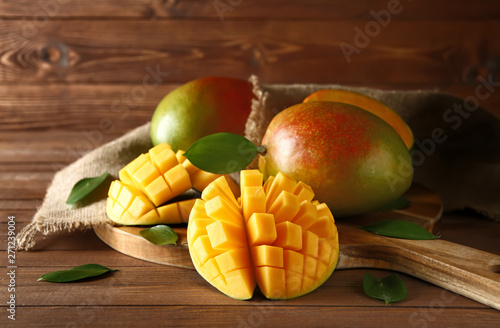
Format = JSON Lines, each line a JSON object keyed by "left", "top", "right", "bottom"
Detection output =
{"left": 187, "top": 170, "right": 339, "bottom": 300}
{"left": 107, "top": 180, "right": 197, "bottom": 225}
{"left": 106, "top": 143, "right": 238, "bottom": 226}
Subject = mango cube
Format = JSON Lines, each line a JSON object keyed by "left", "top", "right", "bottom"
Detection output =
{"left": 206, "top": 220, "right": 247, "bottom": 250}
{"left": 242, "top": 186, "right": 266, "bottom": 222}
{"left": 246, "top": 213, "right": 277, "bottom": 246}
{"left": 106, "top": 143, "right": 239, "bottom": 226}
{"left": 187, "top": 170, "right": 339, "bottom": 300}
{"left": 251, "top": 245, "right": 283, "bottom": 268}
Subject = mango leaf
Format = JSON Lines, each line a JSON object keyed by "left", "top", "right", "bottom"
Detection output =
{"left": 183, "top": 133, "right": 261, "bottom": 174}
{"left": 359, "top": 220, "right": 439, "bottom": 240}
{"left": 140, "top": 225, "right": 178, "bottom": 245}
{"left": 66, "top": 171, "right": 109, "bottom": 205}
{"left": 379, "top": 196, "right": 411, "bottom": 211}
{"left": 363, "top": 273, "right": 407, "bottom": 304}
{"left": 38, "top": 264, "right": 117, "bottom": 283}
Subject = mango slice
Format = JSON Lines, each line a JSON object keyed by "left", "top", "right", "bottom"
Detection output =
{"left": 119, "top": 144, "right": 191, "bottom": 207}
{"left": 187, "top": 170, "right": 339, "bottom": 300}
{"left": 107, "top": 180, "right": 196, "bottom": 225}
{"left": 106, "top": 143, "right": 237, "bottom": 225}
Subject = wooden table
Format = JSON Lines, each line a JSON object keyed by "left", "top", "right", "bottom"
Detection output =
{"left": 1, "top": 1, "right": 500, "bottom": 326}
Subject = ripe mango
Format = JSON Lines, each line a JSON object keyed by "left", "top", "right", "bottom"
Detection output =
{"left": 187, "top": 170, "right": 339, "bottom": 300}
{"left": 150, "top": 77, "right": 254, "bottom": 151}
{"left": 107, "top": 180, "right": 196, "bottom": 225}
{"left": 259, "top": 101, "right": 413, "bottom": 217}
{"left": 303, "top": 89, "right": 414, "bottom": 149}
{"left": 106, "top": 143, "right": 238, "bottom": 225}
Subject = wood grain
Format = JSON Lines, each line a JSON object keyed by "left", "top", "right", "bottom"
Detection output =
{"left": 8, "top": 305, "right": 499, "bottom": 328}
{"left": 0, "top": 84, "right": 173, "bottom": 132}
{"left": 2, "top": 0, "right": 500, "bottom": 19}
{"left": 0, "top": 131, "right": 128, "bottom": 165}
{"left": 1, "top": 0, "right": 499, "bottom": 325}
{"left": 93, "top": 223, "right": 193, "bottom": 269}
{"left": 0, "top": 20, "right": 498, "bottom": 85}
{"left": 1, "top": 85, "right": 498, "bottom": 134}
{"left": 0, "top": 170, "right": 51, "bottom": 199}
{"left": 337, "top": 224, "right": 500, "bottom": 310}
{"left": 0, "top": 267, "right": 488, "bottom": 308}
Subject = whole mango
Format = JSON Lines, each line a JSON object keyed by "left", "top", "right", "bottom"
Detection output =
{"left": 150, "top": 77, "right": 254, "bottom": 151}
{"left": 258, "top": 101, "right": 413, "bottom": 217}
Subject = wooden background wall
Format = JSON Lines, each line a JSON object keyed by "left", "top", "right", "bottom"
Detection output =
{"left": 1, "top": 0, "right": 499, "bottom": 170}
{"left": 1, "top": 2, "right": 500, "bottom": 324}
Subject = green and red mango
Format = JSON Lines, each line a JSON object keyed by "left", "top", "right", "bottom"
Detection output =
{"left": 258, "top": 101, "right": 413, "bottom": 217}
{"left": 150, "top": 77, "right": 254, "bottom": 152}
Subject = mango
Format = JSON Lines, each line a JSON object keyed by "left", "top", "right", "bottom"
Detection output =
{"left": 150, "top": 77, "right": 254, "bottom": 151}
{"left": 303, "top": 89, "right": 414, "bottom": 149}
{"left": 107, "top": 180, "right": 196, "bottom": 225}
{"left": 106, "top": 143, "right": 238, "bottom": 225}
{"left": 187, "top": 170, "right": 339, "bottom": 300}
{"left": 259, "top": 101, "right": 413, "bottom": 217}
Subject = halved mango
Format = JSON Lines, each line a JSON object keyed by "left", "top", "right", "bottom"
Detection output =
{"left": 119, "top": 143, "right": 191, "bottom": 207}
{"left": 106, "top": 143, "right": 238, "bottom": 225}
{"left": 187, "top": 170, "right": 339, "bottom": 300}
{"left": 107, "top": 180, "right": 196, "bottom": 225}
{"left": 303, "top": 89, "right": 414, "bottom": 149}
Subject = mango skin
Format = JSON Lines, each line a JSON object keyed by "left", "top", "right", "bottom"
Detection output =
{"left": 150, "top": 77, "right": 254, "bottom": 152}
{"left": 303, "top": 89, "right": 414, "bottom": 149}
{"left": 259, "top": 101, "right": 413, "bottom": 217}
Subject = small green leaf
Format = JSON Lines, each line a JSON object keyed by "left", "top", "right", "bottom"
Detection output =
{"left": 184, "top": 133, "right": 259, "bottom": 174}
{"left": 379, "top": 196, "right": 411, "bottom": 211}
{"left": 363, "top": 273, "right": 407, "bottom": 304}
{"left": 360, "top": 220, "right": 439, "bottom": 240}
{"left": 140, "top": 225, "right": 178, "bottom": 245}
{"left": 66, "top": 171, "right": 109, "bottom": 205}
{"left": 38, "top": 264, "right": 117, "bottom": 283}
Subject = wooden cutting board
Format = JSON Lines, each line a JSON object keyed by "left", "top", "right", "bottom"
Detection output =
{"left": 93, "top": 183, "right": 500, "bottom": 310}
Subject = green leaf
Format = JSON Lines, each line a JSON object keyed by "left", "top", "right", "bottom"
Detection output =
{"left": 379, "top": 196, "right": 411, "bottom": 211}
{"left": 139, "top": 225, "right": 178, "bottom": 245}
{"left": 359, "top": 220, "right": 439, "bottom": 240}
{"left": 363, "top": 273, "right": 407, "bottom": 304}
{"left": 184, "top": 133, "right": 260, "bottom": 174}
{"left": 66, "top": 171, "right": 109, "bottom": 205}
{"left": 37, "top": 264, "right": 117, "bottom": 283}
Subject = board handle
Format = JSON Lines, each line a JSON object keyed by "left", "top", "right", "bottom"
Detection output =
{"left": 338, "top": 234, "right": 500, "bottom": 310}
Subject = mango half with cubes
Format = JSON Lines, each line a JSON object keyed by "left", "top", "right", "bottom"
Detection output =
{"left": 106, "top": 143, "right": 238, "bottom": 225}
{"left": 187, "top": 170, "right": 339, "bottom": 300}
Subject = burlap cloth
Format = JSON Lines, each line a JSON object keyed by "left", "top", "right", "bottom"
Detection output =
{"left": 17, "top": 75, "right": 500, "bottom": 250}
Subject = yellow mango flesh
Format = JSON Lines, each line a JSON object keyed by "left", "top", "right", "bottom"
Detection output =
{"left": 106, "top": 143, "right": 237, "bottom": 225}
{"left": 119, "top": 143, "right": 191, "bottom": 207}
{"left": 107, "top": 180, "right": 196, "bottom": 225}
{"left": 187, "top": 170, "right": 339, "bottom": 300}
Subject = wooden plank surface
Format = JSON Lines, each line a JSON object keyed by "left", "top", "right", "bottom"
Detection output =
{"left": 1, "top": 0, "right": 500, "bottom": 326}
{"left": 2, "top": 0, "right": 500, "bottom": 19}
{"left": 10, "top": 306, "right": 499, "bottom": 328}
{"left": 1, "top": 217, "right": 500, "bottom": 306}
{"left": 1, "top": 84, "right": 498, "bottom": 134}
{"left": 1, "top": 20, "right": 499, "bottom": 85}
